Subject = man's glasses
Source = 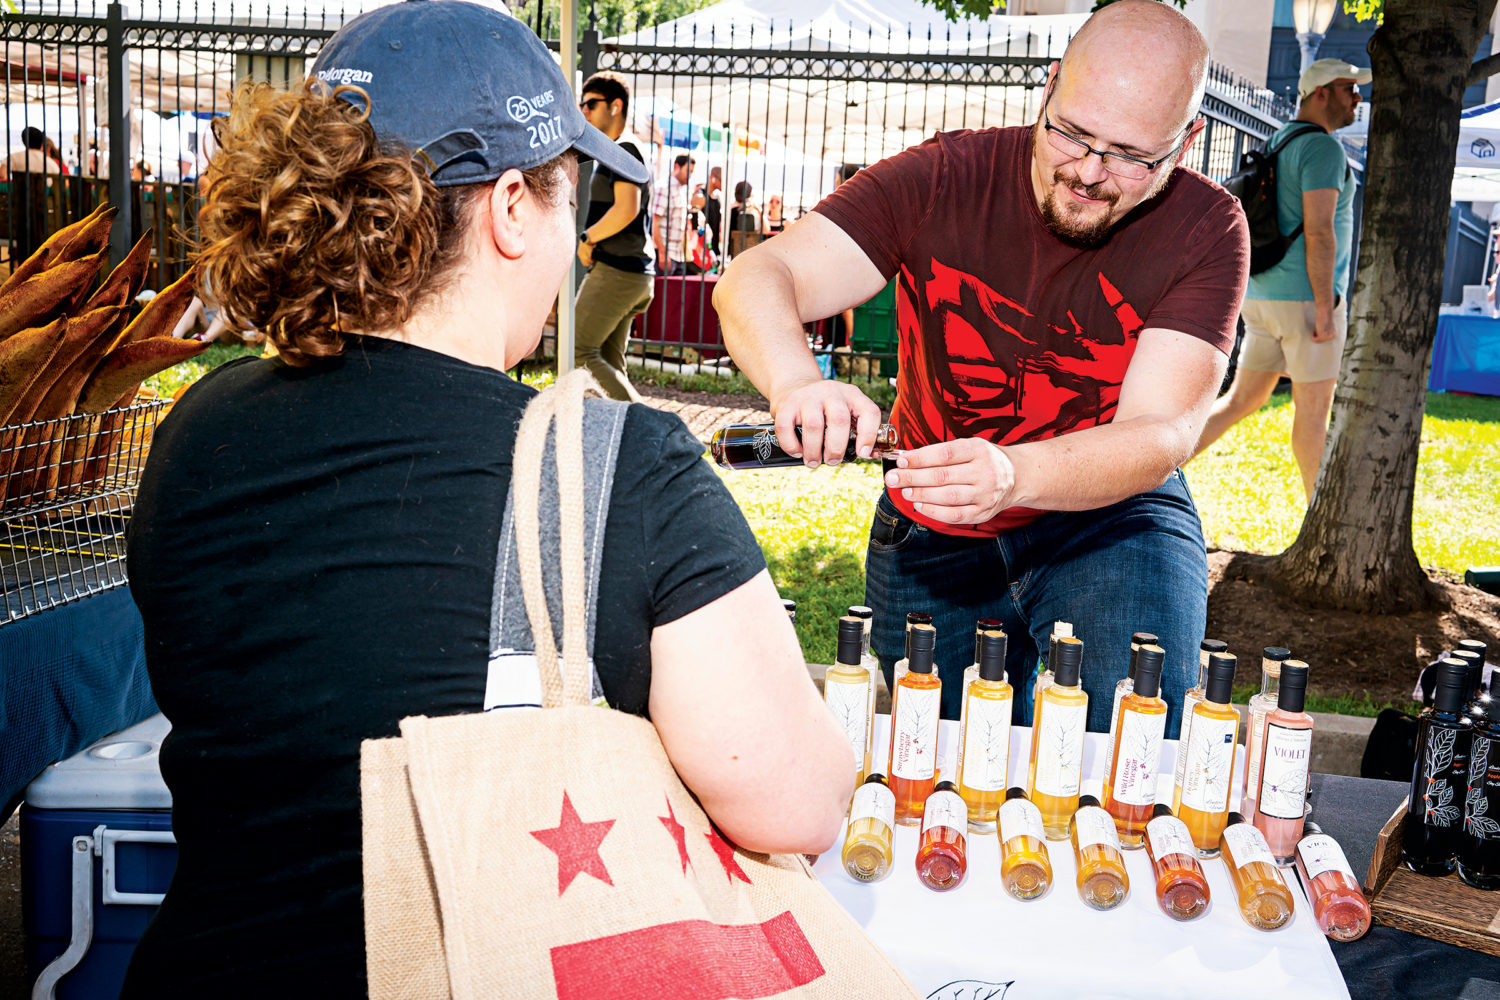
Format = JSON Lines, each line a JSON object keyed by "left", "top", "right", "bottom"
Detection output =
{"left": 579, "top": 98, "right": 607, "bottom": 111}
{"left": 1040, "top": 86, "right": 1189, "bottom": 181}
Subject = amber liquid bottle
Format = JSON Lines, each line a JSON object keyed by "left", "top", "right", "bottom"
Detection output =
{"left": 824, "top": 616, "right": 876, "bottom": 785}
{"left": 998, "top": 786, "right": 1052, "bottom": 901}
{"left": 1178, "top": 652, "right": 1241, "bottom": 856}
{"left": 1250, "top": 660, "right": 1314, "bottom": 864}
{"left": 891, "top": 623, "right": 941, "bottom": 826}
{"left": 1029, "top": 620, "right": 1073, "bottom": 726}
{"left": 1403, "top": 658, "right": 1475, "bottom": 875}
{"left": 956, "top": 629, "right": 1012, "bottom": 832}
{"left": 887, "top": 611, "right": 933, "bottom": 771}
{"left": 1294, "top": 821, "right": 1371, "bottom": 941}
{"left": 708, "top": 421, "right": 899, "bottom": 469}
{"left": 1241, "top": 646, "right": 1291, "bottom": 816}
{"left": 1071, "top": 795, "right": 1130, "bottom": 910}
{"left": 916, "top": 781, "right": 969, "bottom": 891}
{"left": 1220, "top": 812, "right": 1296, "bottom": 931}
{"left": 1101, "top": 633, "right": 1154, "bottom": 792}
{"left": 1458, "top": 696, "right": 1500, "bottom": 890}
{"left": 1102, "top": 645, "right": 1168, "bottom": 848}
{"left": 841, "top": 773, "right": 896, "bottom": 883}
{"left": 1173, "top": 638, "right": 1229, "bottom": 813}
{"left": 1146, "top": 803, "right": 1211, "bottom": 921}
{"left": 1028, "top": 636, "right": 1088, "bottom": 839}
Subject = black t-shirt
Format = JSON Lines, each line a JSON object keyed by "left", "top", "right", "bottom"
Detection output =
{"left": 120, "top": 336, "right": 764, "bottom": 997}
{"left": 587, "top": 137, "right": 653, "bottom": 273}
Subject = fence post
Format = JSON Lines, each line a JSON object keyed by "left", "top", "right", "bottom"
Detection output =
{"left": 106, "top": 2, "right": 132, "bottom": 269}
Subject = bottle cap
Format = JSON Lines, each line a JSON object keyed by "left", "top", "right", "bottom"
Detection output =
{"left": 1454, "top": 650, "right": 1483, "bottom": 697}
{"left": 1005, "top": 786, "right": 1029, "bottom": 801}
{"left": 978, "top": 630, "right": 1008, "bottom": 682}
{"left": 848, "top": 605, "right": 873, "bottom": 621}
{"left": 1205, "top": 652, "right": 1237, "bottom": 704}
{"left": 837, "top": 616, "right": 865, "bottom": 666}
{"left": 1264, "top": 646, "right": 1292, "bottom": 661}
{"left": 1078, "top": 794, "right": 1101, "bottom": 809}
{"left": 1052, "top": 636, "right": 1083, "bottom": 686}
{"left": 863, "top": 773, "right": 889, "bottom": 787}
{"left": 1152, "top": 802, "right": 1174, "bottom": 819}
{"left": 1460, "top": 638, "right": 1489, "bottom": 661}
{"left": 908, "top": 623, "right": 937, "bottom": 673}
{"left": 933, "top": 780, "right": 959, "bottom": 794}
{"left": 1201, "top": 639, "right": 1229, "bottom": 655}
{"left": 1301, "top": 819, "right": 1323, "bottom": 839}
{"left": 1434, "top": 657, "right": 1472, "bottom": 714}
{"left": 1278, "top": 660, "right": 1310, "bottom": 713}
{"left": 1226, "top": 811, "right": 1246, "bottom": 826}
{"left": 906, "top": 612, "right": 933, "bottom": 627}
{"left": 1134, "top": 645, "right": 1165, "bottom": 698}
{"left": 1131, "top": 631, "right": 1158, "bottom": 648}
{"left": 974, "top": 618, "right": 1003, "bottom": 664}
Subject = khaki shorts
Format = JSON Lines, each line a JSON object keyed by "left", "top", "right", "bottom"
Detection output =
{"left": 1238, "top": 298, "right": 1348, "bottom": 383}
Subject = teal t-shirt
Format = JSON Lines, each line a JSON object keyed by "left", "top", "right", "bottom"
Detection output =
{"left": 1246, "top": 124, "right": 1356, "bottom": 302}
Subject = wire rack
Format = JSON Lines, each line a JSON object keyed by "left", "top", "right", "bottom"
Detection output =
{"left": 0, "top": 399, "right": 168, "bottom": 625}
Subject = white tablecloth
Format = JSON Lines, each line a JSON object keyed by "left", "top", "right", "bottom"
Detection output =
{"left": 813, "top": 719, "right": 1351, "bottom": 1000}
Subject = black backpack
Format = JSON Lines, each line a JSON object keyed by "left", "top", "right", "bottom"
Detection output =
{"left": 1224, "top": 122, "right": 1327, "bottom": 275}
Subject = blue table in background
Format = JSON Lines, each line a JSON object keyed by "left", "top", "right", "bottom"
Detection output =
{"left": 1431, "top": 314, "right": 1500, "bottom": 396}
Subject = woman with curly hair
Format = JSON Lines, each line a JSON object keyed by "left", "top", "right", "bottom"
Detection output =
{"left": 121, "top": 4, "right": 854, "bottom": 996}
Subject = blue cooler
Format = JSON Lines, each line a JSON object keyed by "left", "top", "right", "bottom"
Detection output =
{"left": 22, "top": 714, "right": 175, "bottom": 1000}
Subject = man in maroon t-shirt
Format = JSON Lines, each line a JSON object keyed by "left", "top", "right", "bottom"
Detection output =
{"left": 715, "top": 0, "right": 1249, "bottom": 735}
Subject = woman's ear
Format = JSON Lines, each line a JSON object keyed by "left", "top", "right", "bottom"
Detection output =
{"left": 488, "top": 168, "right": 529, "bottom": 260}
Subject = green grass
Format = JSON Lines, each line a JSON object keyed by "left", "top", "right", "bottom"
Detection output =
{"left": 1185, "top": 387, "right": 1500, "bottom": 572}
{"left": 1228, "top": 684, "right": 1396, "bottom": 718}
{"left": 143, "top": 342, "right": 264, "bottom": 399}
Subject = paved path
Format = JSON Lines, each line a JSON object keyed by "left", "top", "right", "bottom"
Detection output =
{"left": 636, "top": 392, "right": 769, "bottom": 443}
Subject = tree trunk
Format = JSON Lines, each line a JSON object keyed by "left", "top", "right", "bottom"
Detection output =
{"left": 1270, "top": 0, "right": 1496, "bottom": 614}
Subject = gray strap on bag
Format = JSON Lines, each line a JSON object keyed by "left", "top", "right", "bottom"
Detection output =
{"left": 484, "top": 381, "right": 628, "bottom": 710}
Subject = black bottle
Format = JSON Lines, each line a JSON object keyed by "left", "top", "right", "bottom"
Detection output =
{"left": 709, "top": 422, "right": 898, "bottom": 469}
{"left": 1403, "top": 659, "right": 1475, "bottom": 876}
{"left": 1456, "top": 642, "right": 1492, "bottom": 725}
{"left": 1458, "top": 695, "right": 1500, "bottom": 890}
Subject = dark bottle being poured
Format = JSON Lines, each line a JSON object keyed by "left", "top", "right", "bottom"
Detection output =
{"left": 1403, "top": 658, "right": 1474, "bottom": 876}
{"left": 709, "top": 422, "right": 899, "bottom": 470}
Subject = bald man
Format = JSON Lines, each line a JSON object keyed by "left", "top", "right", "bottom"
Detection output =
{"left": 714, "top": 0, "right": 1249, "bottom": 736}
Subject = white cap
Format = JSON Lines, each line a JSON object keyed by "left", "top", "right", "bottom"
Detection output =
{"left": 1298, "top": 58, "right": 1372, "bottom": 101}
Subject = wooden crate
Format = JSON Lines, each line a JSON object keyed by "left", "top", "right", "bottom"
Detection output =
{"left": 1365, "top": 796, "right": 1500, "bottom": 956}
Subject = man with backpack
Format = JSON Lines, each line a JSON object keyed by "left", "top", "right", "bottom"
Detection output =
{"left": 1193, "top": 57, "right": 1367, "bottom": 502}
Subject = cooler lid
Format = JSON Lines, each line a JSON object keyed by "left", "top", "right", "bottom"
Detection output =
{"left": 24, "top": 714, "right": 172, "bottom": 810}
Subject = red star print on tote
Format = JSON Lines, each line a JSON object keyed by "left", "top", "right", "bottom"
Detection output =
{"left": 659, "top": 796, "right": 692, "bottom": 876}
{"left": 529, "top": 791, "right": 615, "bottom": 895}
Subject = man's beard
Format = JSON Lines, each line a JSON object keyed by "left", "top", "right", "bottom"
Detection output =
{"left": 1040, "top": 171, "right": 1120, "bottom": 246}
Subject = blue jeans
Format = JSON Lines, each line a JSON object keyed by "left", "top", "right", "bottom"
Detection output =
{"left": 864, "top": 469, "right": 1208, "bottom": 737}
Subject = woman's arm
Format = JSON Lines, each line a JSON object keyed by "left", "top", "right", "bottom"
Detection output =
{"left": 648, "top": 569, "right": 855, "bottom": 854}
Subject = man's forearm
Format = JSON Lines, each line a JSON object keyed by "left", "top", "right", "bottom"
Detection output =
{"left": 1003, "top": 414, "right": 1202, "bottom": 512}
{"left": 714, "top": 251, "right": 823, "bottom": 409}
{"left": 1304, "top": 228, "right": 1337, "bottom": 308}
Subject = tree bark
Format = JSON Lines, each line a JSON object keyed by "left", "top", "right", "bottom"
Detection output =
{"left": 1270, "top": 0, "right": 1497, "bottom": 614}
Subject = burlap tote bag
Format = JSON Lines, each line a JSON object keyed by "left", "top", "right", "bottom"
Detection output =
{"left": 361, "top": 369, "right": 917, "bottom": 1000}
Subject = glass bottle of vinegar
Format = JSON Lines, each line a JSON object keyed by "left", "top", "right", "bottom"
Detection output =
{"left": 824, "top": 616, "right": 876, "bottom": 784}
{"left": 1177, "top": 652, "right": 1241, "bottom": 856}
{"left": 999, "top": 786, "right": 1052, "bottom": 901}
{"left": 1102, "top": 644, "right": 1168, "bottom": 848}
{"left": 1028, "top": 636, "right": 1088, "bottom": 840}
{"left": 956, "top": 629, "right": 1012, "bottom": 832}
{"left": 890, "top": 623, "right": 941, "bottom": 826}
{"left": 1172, "top": 638, "right": 1229, "bottom": 813}
{"left": 841, "top": 774, "right": 895, "bottom": 883}
{"left": 1146, "top": 803, "right": 1211, "bottom": 921}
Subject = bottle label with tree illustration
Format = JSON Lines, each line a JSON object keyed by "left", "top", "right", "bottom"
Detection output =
{"left": 1465, "top": 733, "right": 1500, "bottom": 840}
{"left": 999, "top": 798, "right": 1045, "bottom": 843}
{"left": 1181, "top": 715, "right": 1238, "bottom": 812}
{"left": 824, "top": 676, "right": 871, "bottom": 771}
{"left": 892, "top": 686, "right": 940, "bottom": 780}
{"left": 1297, "top": 834, "right": 1357, "bottom": 882}
{"left": 1418, "top": 726, "right": 1467, "bottom": 830}
{"left": 1034, "top": 702, "right": 1086, "bottom": 797}
{"left": 1258, "top": 723, "right": 1312, "bottom": 820}
{"left": 959, "top": 692, "right": 1012, "bottom": 792}
{"left": 1111, "top": 707, "right": 1166, "bottom": 806}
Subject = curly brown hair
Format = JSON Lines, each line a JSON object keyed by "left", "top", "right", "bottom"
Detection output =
{"left": 197, "top": 80, "right": 571, "bottom": 366}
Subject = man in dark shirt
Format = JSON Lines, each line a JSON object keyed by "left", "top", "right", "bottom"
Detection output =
{"left": 704, "top": 165, "right": 724, "bottom": 257}
{"left": 575, "top": 71, "right": 654, "bottom": 400}
{"left": 715, "top": 0, "right": 1249, "bottom": 734}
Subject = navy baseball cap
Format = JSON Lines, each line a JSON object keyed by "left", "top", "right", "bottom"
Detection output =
{"left": 309, "top": 0, "right": 648, "bottom": 187}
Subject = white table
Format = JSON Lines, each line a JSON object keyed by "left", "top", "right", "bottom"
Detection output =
{"left": 813, "top": 720, "right": 1351, "bottom": 1000}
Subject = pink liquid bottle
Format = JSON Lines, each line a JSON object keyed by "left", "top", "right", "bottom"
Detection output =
{"left": 1293, "top": 821, "right": 1371, "bottom": 942}
{"left": 1250, "top": 660, "right": 1312, "bottom": 863}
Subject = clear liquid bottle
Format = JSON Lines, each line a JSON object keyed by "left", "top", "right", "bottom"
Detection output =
{"left": 890, "top": 623, "right": 941, "bottom": 826}
{"left": 1029, "top": 620, "right": 1073, "bottom": 726}
{"left": 1241, "top": 646, "right": 1290, "bottom": 816}
{"left": 916, "top": 780, "right": 968, "bottom": 891}
{"left": 998, "top": 786, "right": 1052, "bottom": 901}
{"left": 1146, "top": 803, "right": 1211, "bottom": 921}
{"left": 887, "top": 611, "right": 933, "bottom": 771}
{"left": 1220, "top": 811, "right": 1295, "bottom": 931}
{"left": 1458, "top": 695, "right": 1500, "bottom": 890}
{"left": 1294, "top": 821, "right": 1371, "bottom": 941}
{"left": 1027, "top": 636, "right": 1088, "bottom": 839}
{"left": 1173, "top": 638, "right": 1229, "bottom": 813}
{"left": 1250, "top": 660, "right": 1313, "bottom": 864}
{"left": 956, "top": 628, "right": 1012, "bottom": 832}
{"left": 1403, "top": 658, "right": 1474, "bottom": 875}
{"left": 1101, "top": 632, "right": 1155, "bottom": 793}
{"left": 824, "top": 616, "right": 875, "bottom": 785}
{"left": 1102, "top": 644, "right": 1168, "bottom": 848}
{"left": 841, "top": 773, "right": 895, "bottom": 883}
{"left": 1177, "top": 652, "right": 1241, "bottom": 856}
{"left": 1071, "top": 794, "right": 1129, "bottom": 910}
{"left": 709, "top": 421, "right": 899, "bottom": 469}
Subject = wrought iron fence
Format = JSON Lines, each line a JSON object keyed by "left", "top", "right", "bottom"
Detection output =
{"left": 0, "top": 0, "right": 1292, "bottom": 381}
